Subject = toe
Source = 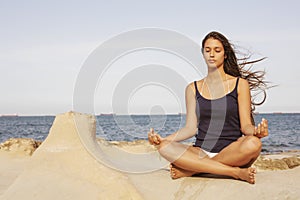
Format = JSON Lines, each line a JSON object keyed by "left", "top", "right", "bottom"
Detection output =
{"left": 250, "top": 168, "right": 256, "bottom": 174}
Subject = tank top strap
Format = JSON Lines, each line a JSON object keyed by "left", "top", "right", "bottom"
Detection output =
{"left": 194, "top": 81, "right": 200, "bottom": 97}
{"left": 233, "top": 77, "right": 240, "bottom": 92}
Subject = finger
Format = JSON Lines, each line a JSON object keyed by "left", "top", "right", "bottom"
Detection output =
{"left": 148, "top": 133, "right": 153, "bottom": 143}
{"left": 148, "top": 135, "right": 153, "bottom": 144}
{"left": 148, "top": 128, "right": 154, "bottom": 137}
{"left": 260, "top": 122, "right": 265, "bottom": 134}
{"left": 152, "top": 136, "right": 158, "bottom": 144}
{"left": 262, "top": 118, "right": 269, "bottom": 136}
{"left": 148, "top": 130, "right": 154, "bottom": 144}
{"left": 151, "top": 133, "right": 157, "bottom": 143}
{"left": 257, "top": 124, "right": 261, "bottom": 135}
{"left": 155, "top": 135, "right": 161, "bottom": 144}
{"left": 264, "top": 119, "right": 268, "bottom": 128}
{"left": 150, "top": 128, "right": 154, "bottom": 134}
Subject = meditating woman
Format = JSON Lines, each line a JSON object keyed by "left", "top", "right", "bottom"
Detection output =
{"left": 148, "top": 31, "right": 268, "bottom": 184}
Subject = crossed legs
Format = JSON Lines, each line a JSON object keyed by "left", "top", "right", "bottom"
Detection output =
{"left": 158, "top": 136, "right": 262, "bottom": 184}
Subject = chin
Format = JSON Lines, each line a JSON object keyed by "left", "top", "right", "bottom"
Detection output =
{"left": 207, "top": 64, "right": 218, "bottom": 69}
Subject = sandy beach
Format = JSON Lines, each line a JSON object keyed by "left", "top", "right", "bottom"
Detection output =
{"left": 1, "top": 111, "right": 300, "bottom": 200}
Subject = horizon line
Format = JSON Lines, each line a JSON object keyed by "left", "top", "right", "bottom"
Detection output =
{"left": 1, "top": 111, "right": 300, "bottom": 117}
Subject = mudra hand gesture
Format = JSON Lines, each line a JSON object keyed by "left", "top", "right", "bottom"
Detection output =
{"left": 148, "top": 128, "right": 163, "bottom": 145}
{"left": 254, "top": 118, "right": 268, "bottom": 138}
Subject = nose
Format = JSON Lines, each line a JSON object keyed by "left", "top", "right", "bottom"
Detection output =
{"left": 209, "top": 50, "right": 214, "bottom": 57}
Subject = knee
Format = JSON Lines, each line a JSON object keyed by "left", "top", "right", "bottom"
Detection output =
{"left": 241, "top": 136, "right": 262, "bottom": 155}
{"left": 157, "top": 140, "right": 171, "bottom": 156}
{"left": 157, "top": 140, "right": 181, "bottom": 159}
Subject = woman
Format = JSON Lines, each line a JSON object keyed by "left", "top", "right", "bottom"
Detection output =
{"left": 148, "top": 31, "right": 268, "bottom": 184}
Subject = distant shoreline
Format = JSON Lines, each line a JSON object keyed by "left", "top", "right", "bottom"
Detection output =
{"left": 1, "top": 112, "right": 300, "bottom": 117}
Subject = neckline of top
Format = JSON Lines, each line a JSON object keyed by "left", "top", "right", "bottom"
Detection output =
{"left": 196, "top": 77, "right": 239, "bottom": 101}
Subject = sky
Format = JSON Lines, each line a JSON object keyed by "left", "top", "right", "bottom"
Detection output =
{"left": 1, "top": 0, "right": 300, "bottom": 115}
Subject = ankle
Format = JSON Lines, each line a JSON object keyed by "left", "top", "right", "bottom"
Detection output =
{"left": 231, "top": 167, "right": 241, "bottom": 179}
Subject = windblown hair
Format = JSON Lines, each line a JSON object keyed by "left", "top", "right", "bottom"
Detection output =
{"left": 202, "top": 31, "right": 268, "bottom": 123}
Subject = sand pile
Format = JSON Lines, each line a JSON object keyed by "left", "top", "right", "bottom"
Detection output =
{"left": 0, "top": 112, "right": 142, "bottom": 200}
{"left": 254, "top": 155, "right": 300, "bottom": 170}
{"left": 0, "top": 138, "right": 41, "bottom": 156}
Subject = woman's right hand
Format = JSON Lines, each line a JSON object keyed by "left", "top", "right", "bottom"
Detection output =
{"left": 148, "top": 128, "right": 163, "bottom": 145}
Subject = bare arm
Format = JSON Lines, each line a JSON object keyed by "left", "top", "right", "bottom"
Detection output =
{"left": 238, "top": 78, "right": 268, "bottom": 138}
{"left": 164, "top": 83, "right": 198, "bottom": 141}
{"left": 148, "top": 83, "right": 198, "bottom": 145}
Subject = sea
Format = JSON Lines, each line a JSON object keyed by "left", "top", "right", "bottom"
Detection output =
{"left": 0, "top": 113, "right": 299, "bottom": 154}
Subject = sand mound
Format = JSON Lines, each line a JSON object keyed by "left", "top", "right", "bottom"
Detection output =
{"left": 0, "top": 138, "right": 41, "bottom": 156}
{"left": 0, "top": 111, "right": 142, "bottom": 200}
{"left": 254, "top": 155, "right": 300, "bottom": 170}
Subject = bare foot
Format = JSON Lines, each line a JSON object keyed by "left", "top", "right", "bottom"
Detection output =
{"left": 169, "top": 164, "right": 195, "bottom": 179}
{"left": 236, "top": 167, "right": 256, "bottom": 184}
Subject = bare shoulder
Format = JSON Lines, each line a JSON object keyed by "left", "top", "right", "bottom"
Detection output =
{"left": 186, "top": 82, "right": 195, "bottom": 95}
{"left": 186, "top": 79, "right": 204, "bottom": 95}
{"left": 237, "top": 78, "right": 250, "bottom": 93}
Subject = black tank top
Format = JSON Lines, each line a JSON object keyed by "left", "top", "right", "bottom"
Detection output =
{"left": 194, "top": 78, "right": 242, "bottom": 153}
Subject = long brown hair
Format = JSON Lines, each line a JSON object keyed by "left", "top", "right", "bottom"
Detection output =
{"left": 202, "top": 31, "right": 268, "bottom": 123}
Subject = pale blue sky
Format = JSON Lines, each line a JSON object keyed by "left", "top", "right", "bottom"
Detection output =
{"left": 1, "top": 0, "right": 300, "bottom": 115}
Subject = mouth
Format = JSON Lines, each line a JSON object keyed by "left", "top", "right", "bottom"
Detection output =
{"left": 208, "top": 59, "right": 216, "bottom": 63}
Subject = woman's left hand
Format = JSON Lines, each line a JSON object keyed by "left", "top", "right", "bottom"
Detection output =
{"left": 254, "top": 118, "right": 268, "bottom": 138}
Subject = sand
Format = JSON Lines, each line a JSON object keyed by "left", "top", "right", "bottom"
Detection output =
{"left": 0, "top": 111, "right": 300, "bottom": 200}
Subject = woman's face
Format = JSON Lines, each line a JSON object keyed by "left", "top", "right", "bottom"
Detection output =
{"left": 202, "top": 38, "right": 226, "bottom": 69}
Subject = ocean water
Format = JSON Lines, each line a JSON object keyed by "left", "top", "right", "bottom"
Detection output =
{"left": 0, "top": 113, "right": 299, "bottom": 153}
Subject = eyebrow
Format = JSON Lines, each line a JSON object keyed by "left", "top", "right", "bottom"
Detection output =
{"left": 204, "top": 47, "right": 222, "bottom": 50}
